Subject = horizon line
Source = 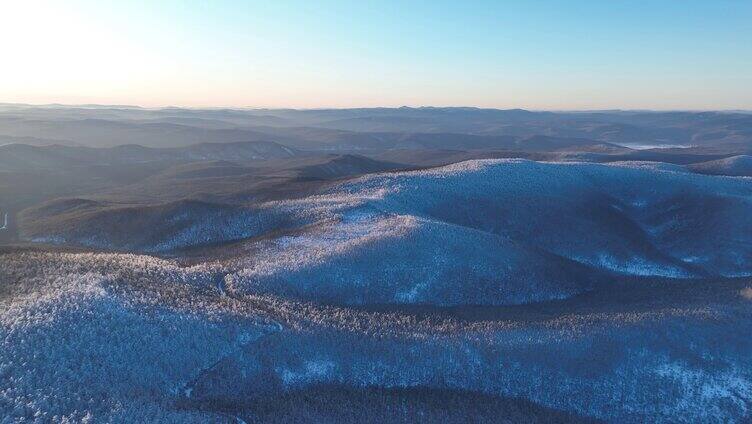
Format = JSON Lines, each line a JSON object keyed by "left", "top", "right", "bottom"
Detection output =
{"left": 1, "top": 102, "right": 751, "bottom": 114}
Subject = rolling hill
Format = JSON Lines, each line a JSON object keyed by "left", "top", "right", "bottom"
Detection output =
{"left": 3, "top": 105, "right": 752, "bottom": 422}
{"left": 19, "top": 159, "right": 752, "bottom": 306}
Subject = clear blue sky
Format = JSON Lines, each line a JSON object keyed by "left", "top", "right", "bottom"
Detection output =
{"left": 1, "top": 0, "right": 750, "bottom": 109}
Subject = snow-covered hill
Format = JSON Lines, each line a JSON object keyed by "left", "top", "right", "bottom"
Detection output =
{"left": 221, "top": 159, "right": 752, "bottom": 304}
{"left": 21, "top": 159, "right": 752, "bottom": 306}
{"left": 689, "top": 155, "right": 752, "bottom": 177}
{"left": 1, "top": 250, "right": 750, "bottom": 422}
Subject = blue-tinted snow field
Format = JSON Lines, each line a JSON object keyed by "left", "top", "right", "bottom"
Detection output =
{"left": 2, "top": 159, "right": 752, "bottom": 422}
{"left": 220, "top": 159, "right": 752, "bottom": 305}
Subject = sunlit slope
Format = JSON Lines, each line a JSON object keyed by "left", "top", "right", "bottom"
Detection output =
{"left": 225, "top": 159, "right": 752, "bottom": 305}
{"left": 19, "top": 159, "right": 752, "bottom": 307}
{"left": 689, "top": 155, "right": 752, "bottom": 177}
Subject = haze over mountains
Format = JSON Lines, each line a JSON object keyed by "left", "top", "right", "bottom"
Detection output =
{"left": 2, "top": 104, "right": 751, "bottom": 245}
{"left": 2, "top": 104, "right": 752, "bottom": 422}
{"left": 2, "top": 103, "right": 752, "bottom": 149}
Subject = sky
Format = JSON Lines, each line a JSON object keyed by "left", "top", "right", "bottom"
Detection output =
{"left": 0, "top": 0, "right": 750, "bottom": 110}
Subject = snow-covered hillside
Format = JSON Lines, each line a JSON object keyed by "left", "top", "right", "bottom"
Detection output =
{"left": 4, "top": 159, "right": 752, "bottom": 422}
{"left": 21, "top": 159, "right": 752, "bottom": 306}
{"left": 218, "top": 159, "right": 752, "bottom": 304}
{"left": 1, "top": 251, "right": 751, "bottom": 422}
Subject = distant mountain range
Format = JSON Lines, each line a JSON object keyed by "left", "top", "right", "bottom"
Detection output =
{"left": 2, "top": 105, "right": 751, "bottom": 249}
{"left": 1, "top": 105, "right": 751, "bottom": 149}
{"left": 0, "top": 141, "right": 297, "bottom": 171}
